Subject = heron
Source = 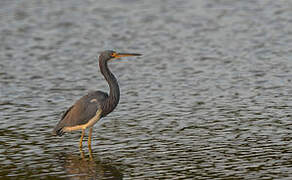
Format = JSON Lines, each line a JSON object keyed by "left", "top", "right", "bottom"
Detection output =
{"left": 53, "top": 50, "right": 142, "bottom": 149}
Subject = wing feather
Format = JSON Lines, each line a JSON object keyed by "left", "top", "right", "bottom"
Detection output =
{"left": 53, "top": 91, "right": 108, "bottom": 136}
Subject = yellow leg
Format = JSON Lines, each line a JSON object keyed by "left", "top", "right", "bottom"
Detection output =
{"left": 79, "top": 129, "right": 85, "bottom": 149}
{"left": 88, "top": 127, "right": 93, "bottom": 148}
{"left": 88, "top": 127, "right": 93, "bottom": 160}
{"left": 89, "top": 145, "right": 93, "bottom": 161}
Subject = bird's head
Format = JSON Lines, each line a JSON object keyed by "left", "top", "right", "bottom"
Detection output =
{"left": 100, "top": 50, "right": 142, "bottom": 61}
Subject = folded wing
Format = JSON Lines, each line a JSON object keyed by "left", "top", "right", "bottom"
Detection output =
{"left": 53, "top": 91, "right": 108, "bottom": 136}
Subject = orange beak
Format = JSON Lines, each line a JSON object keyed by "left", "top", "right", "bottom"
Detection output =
{"left": 112, "top": 52, "right": 142, "bottom": 58}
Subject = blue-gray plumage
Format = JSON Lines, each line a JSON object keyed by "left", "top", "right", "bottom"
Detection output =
{"left": 52, "top": 50, "right": 142, "bottom": 148}
{"left": 53, "top": 91, "right": 108, "bottom": 136}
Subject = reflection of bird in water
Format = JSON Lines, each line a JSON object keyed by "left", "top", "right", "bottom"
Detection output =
{"left": 53, "top": 50, "right": 142, "bottom": 148}
{"left": 62, "top": 150, "right": 123, "bottom": 180}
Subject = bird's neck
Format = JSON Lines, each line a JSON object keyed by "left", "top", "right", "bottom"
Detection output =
{"left": 99, "top": 59, "right": 120, "bottom": 115}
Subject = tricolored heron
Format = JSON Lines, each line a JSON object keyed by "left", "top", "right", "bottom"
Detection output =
{"left": 53, "top": 50, "right": 142, "bottom": 148}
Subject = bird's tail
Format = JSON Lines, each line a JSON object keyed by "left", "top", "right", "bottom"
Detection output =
{"left": 52, "top": 125, "right": 65, "bottom": 136}
{"left": 52, "top": 106, "right": 74, "bottom": 136}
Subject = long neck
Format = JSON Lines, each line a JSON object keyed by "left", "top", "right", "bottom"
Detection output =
{"left": 99, "top": 59, "right": 120, "bottom": 115}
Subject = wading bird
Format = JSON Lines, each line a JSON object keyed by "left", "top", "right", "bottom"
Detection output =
{"left": 53, "top": 50, "right": 142, "bottom": 149}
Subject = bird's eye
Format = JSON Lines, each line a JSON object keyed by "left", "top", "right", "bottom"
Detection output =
{"left": 111, "top": 53, "right": 117, "bottom": 58}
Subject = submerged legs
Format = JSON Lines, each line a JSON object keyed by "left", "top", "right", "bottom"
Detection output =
{"left": 79, "top": 127, "right": 93, "bottom": 160}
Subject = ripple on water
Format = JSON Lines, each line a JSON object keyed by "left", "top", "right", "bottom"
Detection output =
{"left": 1, "top": 0, "right": 292, "bottom": 179}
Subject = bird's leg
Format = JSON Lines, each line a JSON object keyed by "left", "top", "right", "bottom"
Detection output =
{"left": 88, "top": 127, "right": 94, "bottom": 160}
{"left": 88, "top": 145, "right": 93, "bottom": 161}
{"left": 79, "top": 129, "right": 85, "bottom": 149}
{"left": 87, "top": 109, "right": 102, "bottom": 148}
{"left": 88, "top": 127, "right": 93, "bottom": 148}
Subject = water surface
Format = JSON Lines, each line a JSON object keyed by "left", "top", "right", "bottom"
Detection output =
{"left": 1, "top": 0, "right": 292, "bottom": 179}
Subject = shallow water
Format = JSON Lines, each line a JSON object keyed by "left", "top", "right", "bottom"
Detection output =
{"left": 1, "top": 0, "right": 292, "bottom": 179}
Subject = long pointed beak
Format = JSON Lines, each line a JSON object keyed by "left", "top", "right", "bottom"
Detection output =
{"left": 112, "top": 52, "right": 142, "bottom": 58}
